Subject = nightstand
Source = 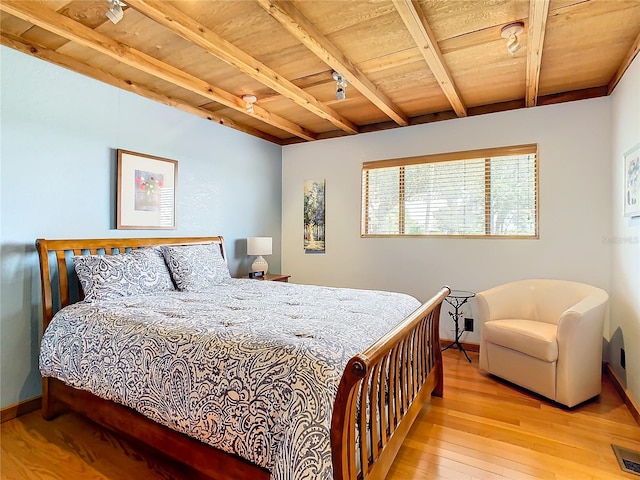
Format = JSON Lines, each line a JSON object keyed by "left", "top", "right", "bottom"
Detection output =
{"left": 249, "top": 273, "right": 291, "bottom": 282}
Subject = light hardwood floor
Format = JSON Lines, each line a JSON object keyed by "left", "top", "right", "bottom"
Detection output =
{"left": 2, "top": 350, "right": 639, "bottom": 480}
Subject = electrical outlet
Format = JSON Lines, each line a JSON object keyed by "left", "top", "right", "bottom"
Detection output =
{"left": 621, "top": 348, "right": 626, "bottom": 369}
{"left": 464, "top": 317, "right": 474, "bottom": 332}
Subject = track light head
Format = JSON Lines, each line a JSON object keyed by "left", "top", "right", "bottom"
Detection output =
{"left": 242, "top": 94, "right": 257, "bottom": 114}
{"left": 106, "top": 0, "right": 124, "bottom": 24}
{"left": 506, "top": 34, "right": 520, "bottom": 55}
{"left": 332, "top": 71, "right": 347, "bottom": 101}
{"left": 500, "top": 22, "right": 524, "bottom": 56}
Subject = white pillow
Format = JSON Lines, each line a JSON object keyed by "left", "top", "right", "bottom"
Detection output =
{"left": 160, "top": 243, "right": 231, "bottom": 291}
{"left": 74, "top": 248, "right": 174, "bottom": 302}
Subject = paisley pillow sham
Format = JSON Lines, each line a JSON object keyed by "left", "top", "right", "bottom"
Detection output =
{"left": 74, "top": 247, "right": 174, "bottom": 302}
{"left": 160, "top": 243, "right": 231, "bottom": 291}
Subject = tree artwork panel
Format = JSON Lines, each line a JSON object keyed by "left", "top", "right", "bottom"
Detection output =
{"left": 304, "top": 180, "right": 325, "bottom": 253}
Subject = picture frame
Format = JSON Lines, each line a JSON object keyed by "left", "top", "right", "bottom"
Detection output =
{"left": 304, "top": 179, "right": 326, "bottom": 253}
{"left": 624, "top": 143, "right": 640, "bottom": 218}
{"left": 117, "top": 149, "right": 178, "bottom": 229}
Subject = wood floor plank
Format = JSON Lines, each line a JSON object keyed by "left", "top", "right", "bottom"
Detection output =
{"left": 2, "top": 350, "right": 639, "bottom": 479}
{"left": 1, "top": 406, "right": 207, "bottom": 480}
{"left": 387, "top": 351, "right": 640, "bottom": 480}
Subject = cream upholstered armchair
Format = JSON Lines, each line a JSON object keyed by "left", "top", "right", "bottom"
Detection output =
{"left": 476, "top": 279, "right": 608, "bottom": 408}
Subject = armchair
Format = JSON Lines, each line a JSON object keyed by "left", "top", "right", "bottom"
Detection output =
{"left": 476, "top": 279, "right": 608, "bottom": 408}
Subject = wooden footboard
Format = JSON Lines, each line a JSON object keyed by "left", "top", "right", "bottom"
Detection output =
{"left": 331, "top": 286, "right": 449, "bottom": 480}
{"left": 36, "top": 236, "right": 448, "bottom": 480}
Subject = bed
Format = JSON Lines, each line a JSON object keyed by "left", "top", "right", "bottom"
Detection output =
{"left": 36, "top": 236, "right": 448, "bottom": 480}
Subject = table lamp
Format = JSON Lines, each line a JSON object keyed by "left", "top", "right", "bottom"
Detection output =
{"left": 247, "top": 237, "right": 272, "bottom": 274}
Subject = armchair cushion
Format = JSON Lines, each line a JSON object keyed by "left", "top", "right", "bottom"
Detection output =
{"left": 482, "top": 319, "right": 558, "bottom": 362}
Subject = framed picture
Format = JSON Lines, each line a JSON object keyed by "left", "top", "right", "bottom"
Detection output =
{"left": 624, "top": 143, "right": 640, "bottom": 218}
{"left": 304, "top": 179, "right": 325, "bottom": 253}
{"left": 117, "top": 149, "right": 178, "bottom": 229}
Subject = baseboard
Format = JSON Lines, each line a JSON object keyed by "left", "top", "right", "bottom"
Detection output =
{"left": 0, "top": 396, "right": 41, "bottom": 423}
{"left": 604, "top": 363, "right": 640, "bottom": 427}
{"left": 440, "top": 339, "right": 479, "bottom": 353}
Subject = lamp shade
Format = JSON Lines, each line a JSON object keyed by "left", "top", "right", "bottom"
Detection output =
{"left": 247, "top": 237, "right": 272, "bottom": 256}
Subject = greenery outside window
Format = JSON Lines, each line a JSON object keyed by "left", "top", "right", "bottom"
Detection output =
{"left": 361, "top": 144, "right": 538, "bottom": 238}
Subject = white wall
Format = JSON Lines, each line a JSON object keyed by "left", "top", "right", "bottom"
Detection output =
{"left": 282, "top": 98, "right": 612, "bottom": 344}
{"left": 609, "top": 54, "right": 640, "bottom": 407}
{"left": 0, "top": 46, "right": 282, "bottom": 408}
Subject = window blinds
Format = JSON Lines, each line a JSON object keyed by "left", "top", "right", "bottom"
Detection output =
{"left": 362, "top": 145, "right": 538, "bottom": 238}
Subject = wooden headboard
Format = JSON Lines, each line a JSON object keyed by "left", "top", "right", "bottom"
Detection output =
{"left": 35, "top": 236, "right": 226, "bottom": 330}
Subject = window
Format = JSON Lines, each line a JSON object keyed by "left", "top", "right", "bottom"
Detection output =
{"left": 361, "top": 144, "right": 538, "bottom": 238}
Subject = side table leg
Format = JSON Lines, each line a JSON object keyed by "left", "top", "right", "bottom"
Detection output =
{"left": 458, "top": 342, "right": 472, "bottom": 362}
{"left": 454, "top": 313, "right": 472, "bottom": 362}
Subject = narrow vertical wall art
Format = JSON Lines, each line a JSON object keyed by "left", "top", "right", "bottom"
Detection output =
{"left": 624, "top": 143, "right": 640, "bottom": 217}
{"left": 304, "top": 179, "right": 326, "bottom": 253}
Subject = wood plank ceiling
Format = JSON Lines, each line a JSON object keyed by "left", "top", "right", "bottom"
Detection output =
{"left": 1, "top": 0, "right": 639, "bottom": 145}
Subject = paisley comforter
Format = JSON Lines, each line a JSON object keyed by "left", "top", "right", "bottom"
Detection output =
{"left": 39, "top": 279, "right": 420, "bottom": 480}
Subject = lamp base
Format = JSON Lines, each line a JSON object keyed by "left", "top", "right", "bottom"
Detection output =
{"left": 251, "top": 256, "right": 268, "bottom": 274}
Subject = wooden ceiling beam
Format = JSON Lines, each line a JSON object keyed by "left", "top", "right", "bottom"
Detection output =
{"left": 284, "top": 87, "right": 607, "bottom": 145}
{"left": 391, "top": 0, "right": 466, "bottom": 117}
{"left": 525, "top": 0, "right": 550, "bottom": 107}
{"left": 127, "top": 0, "right": 358, "bottom": 135}
{"left": 608, "top": 28, "right": 640, "bottom": 94}
{"left": 255, "top": 0, "right": 409, "bottom": 127}
{"left": 0, "top": 0, "right": 316, "bottom": 141}
{"left": 0, "top": 33, "right": 282, "bottom": 144}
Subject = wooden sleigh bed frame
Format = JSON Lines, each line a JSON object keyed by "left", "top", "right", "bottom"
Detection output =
{"left": 36, "top": 236, "right": 448, "bottom": 480}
